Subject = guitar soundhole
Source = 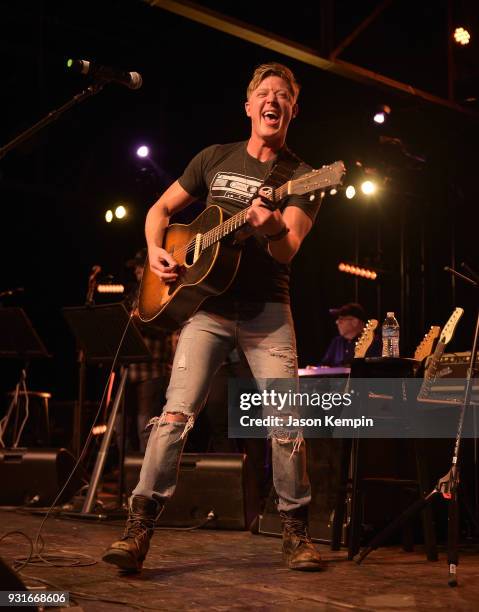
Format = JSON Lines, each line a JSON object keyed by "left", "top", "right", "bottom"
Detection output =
{"left": 184, "top": 246, "right": 195, "bottom": 266}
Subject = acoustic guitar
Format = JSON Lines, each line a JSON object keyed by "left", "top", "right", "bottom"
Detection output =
{"left": 139, "top": 161, "right": 345, "bottom": 328}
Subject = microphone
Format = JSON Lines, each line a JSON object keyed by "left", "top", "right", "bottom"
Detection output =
{"left": 444, "top": 266, "right": 478, "bottom": 287}
{"left": 86, "top": 265, "right": 102, "bottom": 305}
{"left": 67, "top": 59, "right": 142, "bottom": 90}
{"left": 89, "top": 265, "right": 102, "bottom": 282}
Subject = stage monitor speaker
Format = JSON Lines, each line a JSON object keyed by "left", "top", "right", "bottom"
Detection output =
{"left": 258, "top": 439, "right": 346, "bottom": 544}
{"left": 124, "top": 453, "right": 254, "bottom": 529}
{"left": 0, "top": 448, "right": 84, "bottom": 507}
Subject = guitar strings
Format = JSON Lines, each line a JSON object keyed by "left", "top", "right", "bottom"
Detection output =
{"left": 169, "top": 182, "right": 288, "bottom": 261}
{"left": 165, "top": 165, "right": 334, "bottom": 261}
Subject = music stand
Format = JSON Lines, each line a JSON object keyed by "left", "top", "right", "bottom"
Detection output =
{"left": 0, "top": 307, "right": 49, "bottom": 360}
{"left": 0, "top": 308, "right": 50, "bottom": 447}
{"left": 62, "top": 303, "right": 152, "bottom": 518}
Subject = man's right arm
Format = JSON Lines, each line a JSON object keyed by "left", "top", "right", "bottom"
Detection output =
{"left": 145, "top": 180, "right": 196, "bottom": 281}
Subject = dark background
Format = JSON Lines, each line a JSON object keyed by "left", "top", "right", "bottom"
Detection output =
{"left": 1, "top": 0, "right": 478, "bottom": 402}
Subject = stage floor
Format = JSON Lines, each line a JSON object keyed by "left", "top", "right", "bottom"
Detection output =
{"left": 1, "top": 508, "right": 479, "bottom": 611}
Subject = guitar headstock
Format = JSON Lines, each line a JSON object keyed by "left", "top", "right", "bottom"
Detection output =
{"left": 414, "top": 325, "right": 440, "bottom": 361}
{"left": 290, "top": 161, "right": 345, "bottom": 196}
{"left": 440, "top": 307, "right": 464, "bottom": 345}
{"left": 354, "top": 319, "right": 379, "bottom": 358}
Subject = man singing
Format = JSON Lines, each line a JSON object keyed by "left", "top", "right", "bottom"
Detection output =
{"left": 103, "top": 63, "right": 324, "bottom": 573}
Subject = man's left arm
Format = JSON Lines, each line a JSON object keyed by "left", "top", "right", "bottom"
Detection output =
{"left": 245, "top": 199, "right": 313, "bottom": 264}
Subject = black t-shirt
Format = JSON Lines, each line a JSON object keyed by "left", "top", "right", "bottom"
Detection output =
{"left": 178, "top": 140, "right": 320, "bottom": 304}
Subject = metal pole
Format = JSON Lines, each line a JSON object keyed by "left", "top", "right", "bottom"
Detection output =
{"left": 82, "top": 367, "right": 128, "bottom": 514}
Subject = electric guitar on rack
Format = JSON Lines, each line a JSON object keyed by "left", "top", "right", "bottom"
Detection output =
{"left": 354, "top": 319, "right": 379, "bottom": 358}
{"left": 413, "top": 326, "right": 441, "bottom": 362}
{"left": 417, "top": 308, "right": 464, "bottom": 400}
{"left": 139, "top": 161, "right": 345, "bottom": 328}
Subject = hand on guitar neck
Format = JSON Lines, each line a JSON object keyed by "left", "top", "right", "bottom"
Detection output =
{"left": 245, "top": 187, "right": 286, "bottom": 236}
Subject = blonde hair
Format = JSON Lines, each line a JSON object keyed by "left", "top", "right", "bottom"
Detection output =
{"left": 246, "top": 63, "right": 300, "bottom": 103}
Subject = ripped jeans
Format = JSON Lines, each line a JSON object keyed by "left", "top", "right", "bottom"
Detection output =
{"left": 132, "top": 302, "right": 311, "bottom": 512}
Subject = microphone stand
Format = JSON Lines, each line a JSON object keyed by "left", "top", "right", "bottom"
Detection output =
{"left": 73, "top": 267, "right": 101, "bottom": 458}
{"left": 0, "top": 83, "right": 105, "bottom": 160}
{"left": 355, "top": 264, "right": 478, "bottom": 588}
{"left": 443, "top": 265, "right": 479, "bottom": 585}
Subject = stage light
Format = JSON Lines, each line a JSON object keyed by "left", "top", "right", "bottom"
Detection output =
{"left": 454, "top": 27, "right": 470, "bottom": 45}
{"left": 105, "top": 210, "right": 113, "bottom": 223}
{"left": 373, "top": 104, "right": 391, "bottom": 124}
{"left": 92, "top": 424, "right": 108, "bottom": 436}
{"left": 345, "top": 185, "right": 356, "bottom": 199}
{"left": 338, "top": 262, "right": 378, "bottom": 280}
{"left": 361, "top": 180, "right": 377, "bottom": 195}
{"left": 136, "top": 145, "right": 150, "bottom": 158}
{"left": 115, "top": 205, "right": 127, "bottom": 219}
{"left": 329, "top": 188, "right": 337, "bottom": 195}
{"left": 97, "top": 284, "right": 125, "bottom": 294}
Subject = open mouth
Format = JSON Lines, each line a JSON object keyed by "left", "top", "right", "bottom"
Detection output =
{"left": 262, "top": 111, "right": 280, "bottom": 126}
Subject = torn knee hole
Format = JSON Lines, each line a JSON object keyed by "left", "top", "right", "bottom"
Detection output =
{"left": 163, "top": 412, "right": 189, "bottom": 423}
{"left": 268, "top": 347, "right": 296, "bottom": 360}
{"left": 268, "top": 347, "right": 297, "bottom": 373}
{"left": 272, "top": 432, "right": 304, "bottom": 457}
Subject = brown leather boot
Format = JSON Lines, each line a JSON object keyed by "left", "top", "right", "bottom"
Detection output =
{"left": 280, "top": 507, "right": 323, "bottom": 571}
{"left": 102, "top": 495, "right": 161, "bottom": 572}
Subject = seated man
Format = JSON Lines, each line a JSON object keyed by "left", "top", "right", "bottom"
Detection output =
{"left": 321, "top": 302, "right": 381, "bottom": 366}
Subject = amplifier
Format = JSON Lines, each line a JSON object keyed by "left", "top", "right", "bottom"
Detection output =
{"left": 428, "top": 352, "right": 479, "bottom": 402}
{"left": 0, "top": 448, "right": 84, "bottom": 506}
{"left": 259, "top": 439, "right": 347, "bottom": 544}
{"left": 438, "top": 352, "right": 479, "bottom": 378}
{"left": 124, "top": 452, "right": 256, "bottom": 530}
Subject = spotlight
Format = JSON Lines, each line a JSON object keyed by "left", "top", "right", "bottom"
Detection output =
{"left": 345, "top": 185, "right": 356, "bottom": 199}
{"left": 373, "top": 104, "right": 391, "bottom": 124}
{"left": 105, "top": 210, "right": 113, "bottom": 223}
{"left": 115, "top": 205, "right": 127, "bottom": 219}
{"left": 361, "top": 180, "right": 377, "bottom": 195}
{"left": 454, "top": 27, "right": 470, "bottom": 45}
{"left": 329, "top": 188, "right": 337, "bottom": 196}
{"left": 136, "top": 145, "right": 150, "bottom": 158}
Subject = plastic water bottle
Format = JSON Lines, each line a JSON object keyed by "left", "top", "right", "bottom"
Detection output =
{"left": 382, "top": 312, "right": 400, "bottom": 357}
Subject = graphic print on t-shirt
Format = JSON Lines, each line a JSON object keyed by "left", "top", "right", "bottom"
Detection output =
{"left": 210, "top": 172, "right": 262, "bottom": 205}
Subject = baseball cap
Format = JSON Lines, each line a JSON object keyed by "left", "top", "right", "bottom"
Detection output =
{"left": 329, "top": 302, "right": 366, "bottom": 322}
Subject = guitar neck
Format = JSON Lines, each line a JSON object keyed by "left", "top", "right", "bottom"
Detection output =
{"left": 201, "top": 184, "right": 286, "bottom": 250}
{"left": 425, "top": 341, "right": 446, "bottom": 380}
{"left": 199, "top": 160, "right": 345, "bottom": 250}
{"left": 418, "top": 340, "right": 446, "bottom": 397}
